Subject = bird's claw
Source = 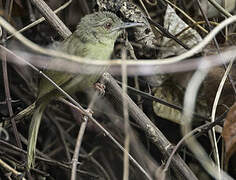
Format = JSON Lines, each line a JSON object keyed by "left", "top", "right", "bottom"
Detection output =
{"left": 94, "top": 82, "right": 106, "bottom": 96}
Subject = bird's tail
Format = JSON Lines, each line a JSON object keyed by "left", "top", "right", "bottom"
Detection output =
{"left": 27, "top": 101, "right": 48, "bottom": 169}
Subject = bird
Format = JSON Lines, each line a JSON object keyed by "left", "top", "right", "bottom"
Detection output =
{"left": 27, "top": 11, "right": 142, "bottom": 169}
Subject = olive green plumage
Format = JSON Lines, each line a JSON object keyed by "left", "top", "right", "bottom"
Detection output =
{"left": 27, "top": 12, "right": 124, "bottom": 169}
{"left": 38, "top": 11, "right": 123, "bottom": 99}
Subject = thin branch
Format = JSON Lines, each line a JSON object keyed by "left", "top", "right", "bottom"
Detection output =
{"left": 121, "top": 48, "right": 130, "bottom": 180}
{"left": 0, "top": 159, "right": 26, "bottom": 180}
{"left": 197, "top": 2, "right": 236, "bottom": 175}
{"left": 26, "top": 0, "right": 36, "bottom": 22}
{"left": 161, "top": 112, "right": 226, "bottom": 180}
{"left": 103, "top": 73, "right": 197, "bottom": 180}
{"left": 210, "top": 60, "right": 233, "bottom": 178}
{"left": 1, "top": 53, "right": 22, "bottom": 149}
{"left": 1, "top": 15, "right": 236, "bottom": 67}
{"left": 208, "top": 0, "right": 232, "bottom": 18}
{"left": 47, "top": 113, "right": 71, "bottom": 161}
{"left": 116, "top": 81, "right": 210, "bottom": 121}
{"left": 7, "top": 0, "right": 72, "bottom": 40}
{"left": 1, "top": 0, "right": 23, "bottom": 150}
{"left": 0, "top": 42, "right": 150, "bottom": 179}
{"left": 71, "top": 116, "right": 88, "bottom": 180}
{"left": 163, "top": 0, "right": 208, "bottom": 33}
{"left": 30, "top": 0, "right": 72, "bottom": 39}
{"left": 147, "top": 18, "right": 190, "bottom": 50}
{"left": 182, "top": 63, "right": 233, "bottom": 180}
{"left": 0, "top": 139, "right": 98, "bottom": 178}
{"left": 196, "top": 0, "right": 221, "bottom": 175}
{"left": 60, "top": 98, "right": 152, "bottom": 180}
{"left": 196, "top": 0, "right": 236, "bottom": 97}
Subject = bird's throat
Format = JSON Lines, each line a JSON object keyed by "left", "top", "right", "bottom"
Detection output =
{"left": 84, "top": 40, "right": 115, "bottom": 60}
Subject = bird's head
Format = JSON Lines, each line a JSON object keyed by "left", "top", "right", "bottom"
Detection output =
{"left": 74, "top": 12, "right": 142, "bottom": 44}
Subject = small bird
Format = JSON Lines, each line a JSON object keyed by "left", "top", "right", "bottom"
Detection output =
{"left": 27, "top": 11, "right": 142, "bottom": 169}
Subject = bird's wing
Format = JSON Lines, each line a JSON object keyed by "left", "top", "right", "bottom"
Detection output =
{"left": 37, "top": 70, "right": 74, "bottom": 99}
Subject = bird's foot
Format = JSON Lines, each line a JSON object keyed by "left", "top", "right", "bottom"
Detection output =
{"left": 94, "top": 82, "right": 106, "bottom": 96}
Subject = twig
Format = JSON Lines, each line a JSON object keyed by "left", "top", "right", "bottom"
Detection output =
{"left": 0, "top": 159, "right": 26, "bottom": 180}
{"left": 1, "top": 53, "right": 22, "bottom": 149}
{"left": 147, "top": 18, "right": 190, "bottom": 50}
{"left": 9, "top": 102, "right": 36, "bottom": 124}
{"left": 60, "top": 98, "right": 152, "bottom": 180}
{"left": 161, "top": 112, "right": 226, "bottom": 180}
{"left": 70, "top": 91, "right": 101, "bottom": 180}
{"left": 196, "top": 0, "right": 222, "bottom": 175}
{"left": 71, "top": 86, "right": 102, "bottom": 179}
{"left": 2, "top": 15, "right": 236, "bottom": 66}
{"left": 47, "top": 113, "right": 71, "bottom": 161}
{"left": 30, "top": 0, "right": 72, "bottom": 39}
{"left": 121, "top": 48, "right": 130, "bottom": 180}
{"left": 85, "top": 150, "right": 110, "bottom": 180}
{"left": 26, "top": 0, "right": 36, "bottom": 22}
{"left": 1, "top": 43, "right": 132, "bottom": 178}
{"left": 182, "top": 63, "right": 233, "bottom": 180}
{"left": 7, "top": 0, "right": 72, "bottom": 40}
{"left": 71, "top": 116, "right": 88, "bottom": 180}
{"left": 196, "top": 0, "right": 236, "bottom": 97}
{"left": 163, "top": 0, "right": 208, "bottom": 33}
{"left": 210, "top": 60, "right": 233, "bottom": 178}
{"left": 103, "top": 73, "right": 197, "bottom": 180}
{"left": 197, "top": 2, "right": 236, "bottom": 175}
{"left": 2, "top": 0, "right": 23, "bottom": 150}
{"left": 4, "top": 0, "right": 13, "bottom": 22}
{"left": 60, "top": 125, "right": 110, "bottom": 180}
{"left": 208, "top": 0, "right": 232, "bottom": 18}
{"left": 0, "top": 139, "right": 98, "bottom": 177}
{"left": 117, "top": 81, "right": 209, "bottom": 121}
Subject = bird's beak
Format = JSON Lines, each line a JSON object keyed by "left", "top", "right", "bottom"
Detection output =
{"left": 112, "top": 22, "right": 144, "bottom": 32}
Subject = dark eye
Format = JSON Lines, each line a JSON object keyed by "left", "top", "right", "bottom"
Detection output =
{"left": 104, "top": 22, "right": 112, "bottom": 30}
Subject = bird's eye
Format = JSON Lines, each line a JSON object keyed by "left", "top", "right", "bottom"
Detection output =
{"left": 104, "top": 22, "right": 112, "bottom": 30}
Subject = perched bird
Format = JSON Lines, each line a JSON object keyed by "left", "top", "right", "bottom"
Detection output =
{"left": 27, "top": 11, "right": 142, "bottom": 169}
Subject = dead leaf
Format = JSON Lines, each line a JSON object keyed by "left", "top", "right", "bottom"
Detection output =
{"left": 146, "top": 5, "right": 202, "bottom": 87}
{"left": 158, "top": 5, "right": 202, "bottom": 58}
{"left": 222, "top": 102, "right": 236, "bottom": 167}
